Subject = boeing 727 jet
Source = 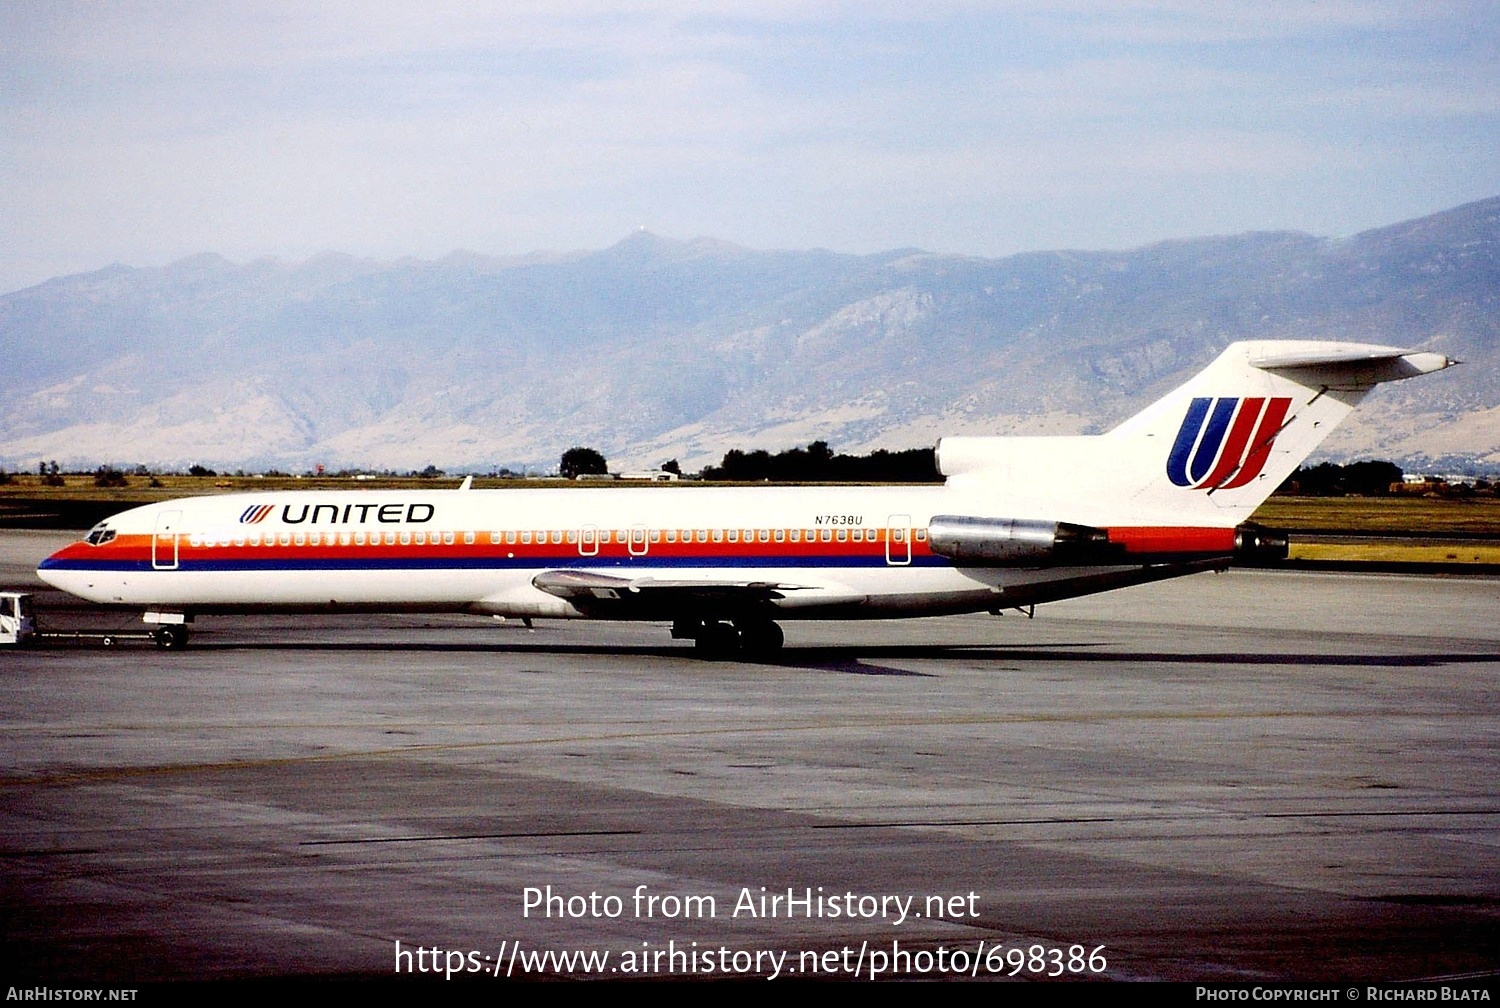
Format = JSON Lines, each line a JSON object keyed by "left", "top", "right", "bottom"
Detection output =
{"left": 37, "top": 341, "right": 1455, "bottom": 655}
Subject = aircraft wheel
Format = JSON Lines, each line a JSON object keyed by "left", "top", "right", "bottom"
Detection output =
{"left": 153, "top": 625, "right": 188, "bottom": 650}
{"left": 737, "top": 619, "right": 784, "bottom": 656}
{"left": 693, "top": 621, "right": 740, "bottom": 659}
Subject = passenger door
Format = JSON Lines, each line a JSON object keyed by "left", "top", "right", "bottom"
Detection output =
{"left": 152, "top": 510, "right": 182, "bottom": 570}
{"left": 885, "top": 514, "right": 911, "bottom": 565}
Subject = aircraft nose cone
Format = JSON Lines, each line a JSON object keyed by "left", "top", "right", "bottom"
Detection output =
{"left": 36, "top": 547, "right": 98, "bottom": 599}
{"left": 36, "top": 555, "right": 70, "bottom": 589}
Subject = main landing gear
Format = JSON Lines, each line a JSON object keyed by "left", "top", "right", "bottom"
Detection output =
{"left": 673, "top": 617, "right": 784, "bottom": 659}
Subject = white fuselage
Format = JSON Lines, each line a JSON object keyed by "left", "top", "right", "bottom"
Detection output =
{"left": 36, "top": 482, "right": 1219, "bottom": 620}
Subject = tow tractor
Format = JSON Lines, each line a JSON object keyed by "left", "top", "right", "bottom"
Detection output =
{"left": 0, "top": 592, "right": 35, "bottom": 645}
{"left": 0, "top": 591, "right": 176, "bottom": 648}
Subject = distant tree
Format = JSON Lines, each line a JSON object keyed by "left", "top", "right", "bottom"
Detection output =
{"left": 415, "top": 464, "right": 445, "bottom": 479}
{"left": 700, "top": 442, "right": 939, "bottom": 482}
{"left": 1342, "top": 460, "right": 1404, "bottom": 495}
{"left": 560, "top": 447, "right": 608, "bottom": 479}
{"left": 93, "top": 466, "right": 128, "bottom": 488}
{"left": 0, "top": 468, "right": 12, "bottom": 485}
{"left": 188, "top": 464, "right": 217, "bottom": 477}
{"left": 1279, "top": 460, "right": 1403, "bottom": 496}
{"left": 661, "top": 458, "right": 682, "bottom": 475}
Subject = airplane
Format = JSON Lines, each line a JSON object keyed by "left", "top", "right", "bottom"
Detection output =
{"left": 36, "top": 340, "right": 1455, "bottom": 656}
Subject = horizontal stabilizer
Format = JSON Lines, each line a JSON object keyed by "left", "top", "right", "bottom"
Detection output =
{"left": 1248, "top": 343, "right": 1456, "bottom": 384}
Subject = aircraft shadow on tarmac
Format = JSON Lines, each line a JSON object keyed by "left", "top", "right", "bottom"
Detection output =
{"left": 119, "top": 636, "right": 1500, "bottom": 675}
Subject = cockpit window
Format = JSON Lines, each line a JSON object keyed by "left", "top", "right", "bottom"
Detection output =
{"left": 85, "top": 525, "right": 117, "bottom": 546}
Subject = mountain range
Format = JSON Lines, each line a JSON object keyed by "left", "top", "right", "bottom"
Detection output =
{"left": 2, "top": 197, "right": 1496, "bottom": 474}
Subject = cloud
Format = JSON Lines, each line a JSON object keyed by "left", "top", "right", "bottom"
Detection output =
{"left": 1, "top": 1, "right": 1497, "bottom": 291}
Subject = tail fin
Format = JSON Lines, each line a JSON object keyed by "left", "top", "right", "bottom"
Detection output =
{"left": 937, "top": 341, "right": 1456, "bottom": 526}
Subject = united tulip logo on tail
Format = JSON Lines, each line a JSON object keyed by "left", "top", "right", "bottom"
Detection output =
{"left": 1167, "top": 397, "right": 1292, "bottom": 490}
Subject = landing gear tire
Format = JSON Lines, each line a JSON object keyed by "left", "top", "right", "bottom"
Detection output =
{"left": 737, "top": 619, "right": 784, "bottom": 656}
{"left": 686, "top": 617, "right": 784, "bottom": 660}
{"left": 153, "top": 625, "right": 188, "bottom": 650}
{"left": 693, "top": 621, "right": 740, "bottom": 660}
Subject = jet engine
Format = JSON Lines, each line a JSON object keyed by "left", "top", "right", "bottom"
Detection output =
{"left": 926, "top": 515, "right": 1123, "bottom": 566}
{"left": 1232, "top": 522, "right": 1289, "bottom": 563}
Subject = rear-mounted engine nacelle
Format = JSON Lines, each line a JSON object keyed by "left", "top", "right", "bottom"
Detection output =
{"left": 927, "top": 515, "right": 1122, "bottom": 566}
{"left": 1233, "top": 522, "right": 1289, "bottom": 563}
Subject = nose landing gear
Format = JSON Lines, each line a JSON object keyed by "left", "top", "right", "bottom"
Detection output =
{"left": 143, "top": 612, "right": 192, "bottom": 649}
{"left": 152, "top": 624, "right": 189, "bottom": 649}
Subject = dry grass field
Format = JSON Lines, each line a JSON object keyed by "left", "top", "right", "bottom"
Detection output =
{"left": 1252, "top": 494, "right": 1500, "bottom": 536}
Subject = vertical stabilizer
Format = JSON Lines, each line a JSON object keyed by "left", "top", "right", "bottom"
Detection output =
{"left": 938, "top": 341, "right": 1455, "bottom": 527}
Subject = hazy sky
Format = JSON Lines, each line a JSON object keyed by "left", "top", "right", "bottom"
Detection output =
{"left": 3, "top": 1, "right": 1496, "bottom": 294}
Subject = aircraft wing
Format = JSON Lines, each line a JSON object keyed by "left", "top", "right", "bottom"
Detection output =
{"left": 531, "top": 570, "right": 865, "bottom": 611}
